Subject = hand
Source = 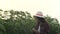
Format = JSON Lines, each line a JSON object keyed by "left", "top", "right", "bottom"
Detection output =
{"left": 32, "top": 28, "right": 38, "bottom": 33}
{"left": 32, "top": 28, "right": 40, "bottom": 34}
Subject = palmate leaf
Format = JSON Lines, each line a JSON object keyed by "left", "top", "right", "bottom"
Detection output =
{"left": 0, "top": 24, "right": 6, "bottom": 31}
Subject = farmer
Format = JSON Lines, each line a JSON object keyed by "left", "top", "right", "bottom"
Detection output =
{"left": 32, "top": 11, "right": 50, "bottom": 34}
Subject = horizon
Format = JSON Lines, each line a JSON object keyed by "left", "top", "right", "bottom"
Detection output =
{"left": 0, "top": 0, "right": 60, "bottom": 23}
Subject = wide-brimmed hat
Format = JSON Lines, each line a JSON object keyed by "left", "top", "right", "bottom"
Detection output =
{"left": 34, "top": 11, "right": 44, "bottom": 18}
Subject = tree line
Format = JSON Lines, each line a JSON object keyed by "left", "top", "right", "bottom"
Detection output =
{"left": 0, "top": 9, "right": 60, "bottom": 34}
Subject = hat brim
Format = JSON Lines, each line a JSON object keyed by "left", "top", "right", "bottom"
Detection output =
{"left": 34, "top": 15, "right": 44, "bottom": 18}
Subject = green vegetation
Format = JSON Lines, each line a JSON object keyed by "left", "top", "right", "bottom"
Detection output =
{"left": 0, "top": 9, "right": 59, "bottom": 34}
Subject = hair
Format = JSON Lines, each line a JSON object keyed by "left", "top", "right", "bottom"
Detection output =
{"left": 34, "top": 16, "right": 50, "bottom": 34}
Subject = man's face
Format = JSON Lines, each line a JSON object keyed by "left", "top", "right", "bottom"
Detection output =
{"left": 34, "top": 16, "right": 39, "bottom": 23}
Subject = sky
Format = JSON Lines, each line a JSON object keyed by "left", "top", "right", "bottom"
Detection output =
{"left": 0, "top": 0, "right": 60, "bottom": 23}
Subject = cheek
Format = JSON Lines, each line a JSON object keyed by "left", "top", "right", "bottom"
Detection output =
{"left": 35, "top": 19, "right": 39, "bottom": 24}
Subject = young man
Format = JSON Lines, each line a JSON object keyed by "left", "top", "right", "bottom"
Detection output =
{"left": 32, "top": 11, "right": 50, "bottom": 34}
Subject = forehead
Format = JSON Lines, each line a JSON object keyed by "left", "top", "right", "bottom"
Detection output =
{"left": 34, "top": 16, "right": 44, "bottom": 20}
{"left": 34, "top": 16, "right": 42, "bottom": 19}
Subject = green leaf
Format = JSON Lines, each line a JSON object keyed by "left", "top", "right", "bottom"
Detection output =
{"left": 0, "top": 24, "right": 6, "bottom": 31}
